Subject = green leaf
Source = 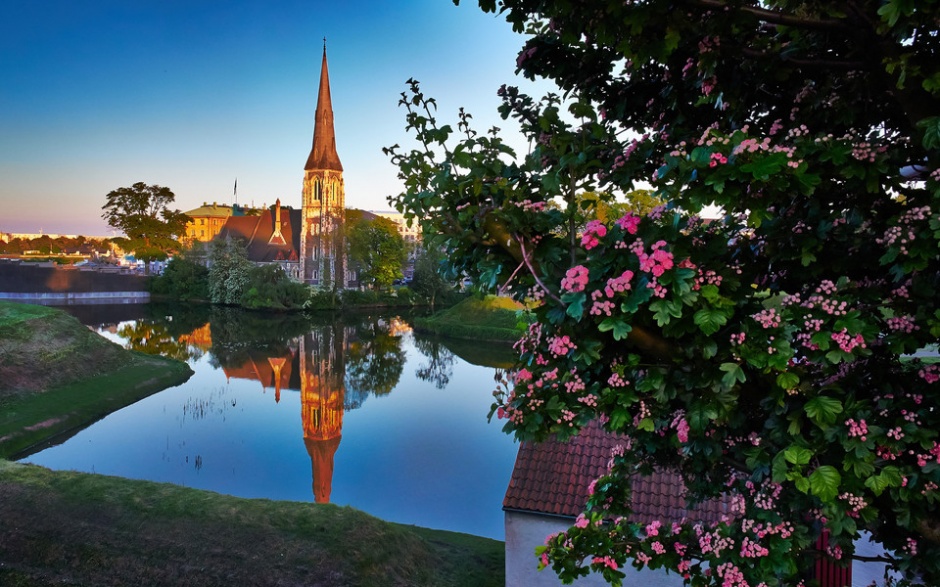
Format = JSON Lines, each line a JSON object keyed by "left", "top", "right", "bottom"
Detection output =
{"left": 562, "top": 292, "right": 586, "bottom": 319}
{"left": 598, "top": 317, "right": 633, "bottom": 340}
{"left": 804, "top": 396, "right": 843, "bottom": 427}
{"left": 650, "top": 299, "right": 682, "bottom": 326}
{"left": 637, "top": 417, "right": 655, "bottom": 432}
{"left": 865, "top": 466, "right": 904, "bottom": 496}
{"left": 776, "top": 372, "right": 800, "bottom": 391}
{"left": 808, "top": 465, "right": 841, "bottom": 501}
{"left": 740, "top": 155, "right": 785, "bottom": 180}
{"left": 918, "top": 116, "right": 940, "bottom": 150}
{"left": 772, "top": 452, "right": 788, "bottom": 482}
{"left": 793, "top": 475, "right": 810, "bottom": 494}
{"left": 694, "top": 308, "right": 729, "bottom": 335}
{"left": 720, "top": 362, "right": 746, "bottom": 388}
{"left": 702, "top": 339, "right": 718, "bottom": 359}
{"left": 784, "top": 446, "right": 814, "bottom": 466}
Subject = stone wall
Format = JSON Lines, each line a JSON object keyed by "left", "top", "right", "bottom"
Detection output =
{"left": 0, "top": 261, "right": 150, "bottom": 303}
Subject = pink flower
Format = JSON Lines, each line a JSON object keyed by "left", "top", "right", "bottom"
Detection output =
{"left": 676, "top": 418, "right": 690, "bottom": 443}
{"left": 561, "top": 265, "right": 590, "bottom": 293}
{"left": 581, "top": 220, "right": 608, "bottom": 250}
{"left": 616, "top": 213, "right": 641, "bottom": 234}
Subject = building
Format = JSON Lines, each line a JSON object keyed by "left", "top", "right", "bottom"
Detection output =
{"left": 504, "top": 421, "right": 894, "bottom": 587}
{"left": 216, "top": 199, "right": 303, "bottom": 281}
{"left": 183, "top": 203, "right": 237, "bottom": 243}
{"left": 300, "top": 42, "right": 349, "bottom": 288}
{"left": 215, "top": 42, "right": 351, "bottom": 287}
{"left": 504, "top": 420, "right": 728, "bottom": 587}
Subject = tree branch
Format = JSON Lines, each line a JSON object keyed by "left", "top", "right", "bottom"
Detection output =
{"left": 692, "top": 0, "right": 853, "bottom": 32}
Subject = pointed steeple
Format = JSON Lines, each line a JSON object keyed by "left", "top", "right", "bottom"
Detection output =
{"left": 305, "top": 40, "right": 343, "bottom": 172}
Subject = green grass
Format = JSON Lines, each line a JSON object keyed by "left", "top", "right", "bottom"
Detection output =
{"left": 414, "top": 295, "right": 528, "bottom": 342}
{"left": 0, "top": 352, "right": 193, "bottom": 459}
{"left": 0, "top": 460, "right": 504, "bottom": 587}
{"left": 0, "top": 300, "right": 194, "bottom": 459}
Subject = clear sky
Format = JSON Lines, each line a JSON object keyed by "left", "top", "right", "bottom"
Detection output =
{"left": 0, "top": 0, "right": 550, "bottom": 236}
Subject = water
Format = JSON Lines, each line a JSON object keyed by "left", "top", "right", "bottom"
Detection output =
{"left": 21, "top": 304, "right": 519, "bottom": 539}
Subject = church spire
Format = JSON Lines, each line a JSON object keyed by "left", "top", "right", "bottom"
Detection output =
{"left": 304, "top": 40, "right": 343, "bottom": 172}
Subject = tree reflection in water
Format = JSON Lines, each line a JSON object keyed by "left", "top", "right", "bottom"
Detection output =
{"left": 412, "top": 336, "right": 455, "bottom": 389}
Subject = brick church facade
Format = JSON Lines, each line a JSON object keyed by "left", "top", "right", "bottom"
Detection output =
{"left": 218, "top": 43, "right": 350, "bottom": 288}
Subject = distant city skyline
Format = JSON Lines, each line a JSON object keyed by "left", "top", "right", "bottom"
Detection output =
{"left": 0, "top": 0, "right": 554, "bottom": 235}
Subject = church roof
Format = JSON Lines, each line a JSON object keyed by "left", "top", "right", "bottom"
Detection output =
{"left": 218, "top": 205, "right": 301, "bottom": 263}
{"left": 503, "top": 420, "right": 730, "bottom": 524}
{"left": 304, "top": 44, "right": 343, "bottom": 172}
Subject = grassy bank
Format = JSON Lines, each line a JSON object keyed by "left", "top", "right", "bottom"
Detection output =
{"left": 0, "top": 301, "right": 506, "bottom": 586}
{"left": 414, "top": 295, "right": 528, "bottom": 342}
{"left": 0, "top": 461, "right": 504, "bottom": 587}
{"left": 0, "top": 301, "right": 194, "bottom": 458}
{"left": 0, "top": 353, "right": 193, "bottom": 459}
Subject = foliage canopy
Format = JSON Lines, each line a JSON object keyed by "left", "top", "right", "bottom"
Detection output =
{"left": 346, "top": 211, "right": 406, "bottom": 289}
{"left": 387, "top": 0, "right": 940, "bottom": 585}
{"left": 101, "top": 182, "right": 189, "bottom": 272}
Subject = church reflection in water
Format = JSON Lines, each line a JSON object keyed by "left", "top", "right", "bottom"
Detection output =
{"left": 217, "top": 321, "right": 357, "bottom": 504}
{"left": 116, "top": 309, "right": 431, "bottom": 505}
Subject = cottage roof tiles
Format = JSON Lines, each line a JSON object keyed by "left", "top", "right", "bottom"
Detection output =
{"left": 503, "top": 420, "right": 729, "bottom": 524}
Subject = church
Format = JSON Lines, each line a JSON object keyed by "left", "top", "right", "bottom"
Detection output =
{"left": 217, "top": 42, "right": 356, "bottom": 288}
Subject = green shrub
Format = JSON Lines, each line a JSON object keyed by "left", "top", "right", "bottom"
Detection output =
{"left": 151, "top": 257, "right": 209, "bottom": 301}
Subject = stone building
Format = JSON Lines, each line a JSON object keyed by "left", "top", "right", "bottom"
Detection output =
{"left": 216, "top": 42, "right": 349, "bottom": 287}
{"left": 300, "top": 42, "right": 348, "bottom": 288}
{"left": 183, "top": 202, "right": 237, "bottom": 244}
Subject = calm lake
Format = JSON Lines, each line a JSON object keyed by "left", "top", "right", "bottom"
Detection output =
{"left": 21, "top": 304, "right": 520, "bottom": 540}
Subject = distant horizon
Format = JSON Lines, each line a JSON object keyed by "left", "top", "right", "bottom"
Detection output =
{"left": 0, "top": 203, "right": 411, "bottom": 240}
{"left": 1, "top": 0, "right": 556, "bottom": 236}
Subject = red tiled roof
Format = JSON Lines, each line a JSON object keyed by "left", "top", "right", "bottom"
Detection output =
{"left": 217, "top": 206, "right": 301, "bottom": 263}
{"left": 503, "top": 420, "right": 729, "bottom": 524}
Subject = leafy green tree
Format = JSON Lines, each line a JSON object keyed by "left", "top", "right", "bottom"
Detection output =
{"left": 387, "top": 1, "right": 940, "bottom": 585}
{"left": 151, "top": 253, "right": 210, "bottom": 301}
{"left": 410, "top": 242, "right": 452, "bottom": 306}
{"left": 346, "top": 212, "right": 406, "bottom": 289}
{"left": 101, "top": 182, "right": 190, "bottom": 274}
{"left": 208, "top": 236, "right": 251, "bottom": 305}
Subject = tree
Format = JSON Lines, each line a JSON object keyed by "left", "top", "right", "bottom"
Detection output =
{"left": 208, "top": 235, "right": 251, "bottom": 305}
{"left": 101, "top": 182, "right": 190, "bottom": 274}
{"left": 346, "top": 211, "right": 406, "bottom": 289}
{"left": 386, "top": 1, "right": 940, "bottom": 585}
{"left": 410, "top": 242, "right": 452, "bottom": 306}
{"left": 151, "top": 255, "right": 210, "bottom": 301}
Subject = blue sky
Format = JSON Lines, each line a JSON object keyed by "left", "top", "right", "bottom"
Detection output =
{"left": 0, "top": 0, "right": 549, "bottom": 236}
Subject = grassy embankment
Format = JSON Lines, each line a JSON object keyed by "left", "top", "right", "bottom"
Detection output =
{"left": 413, "top": 295, "right": 528, "bottom": 343}
{"left": 0, "top": 301, "right": 194, "bottom": 458}
{"left": 0, "top": 301, "right": 504, "bottom": 586}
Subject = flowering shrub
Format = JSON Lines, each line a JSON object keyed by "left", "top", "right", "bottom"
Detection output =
{"left": 386, "top": 1, "right": 940, "bottom": 585}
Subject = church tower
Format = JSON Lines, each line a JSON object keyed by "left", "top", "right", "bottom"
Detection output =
{"left": 301, "top": 41, "right": 347, "bottom": 288}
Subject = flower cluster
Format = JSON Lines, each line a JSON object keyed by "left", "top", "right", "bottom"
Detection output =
{"left": 581, "top": 220, "right": 608, "bottom": 250}
{"left": 561, "top": 265, "right": 590, "bottom": 293}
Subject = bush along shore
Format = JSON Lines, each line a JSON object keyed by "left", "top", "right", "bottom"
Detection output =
{"left": 413, "top": 295, "right": 529, "bottom": 343}
{"left": 0, "top": 301, "right": 505, "bottom": 586}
